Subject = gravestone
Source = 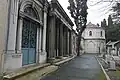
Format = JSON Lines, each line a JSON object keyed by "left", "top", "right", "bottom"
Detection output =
{"left": 109, "top": 61, "right": 116, "bottom": 70}
{"left": 105, "top": 55, "right": 112, "bottom": 62}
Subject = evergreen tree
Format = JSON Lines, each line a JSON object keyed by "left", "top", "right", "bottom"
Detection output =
{"left": 101, "top": 19, "right": 107, "bottom": 30}
{"left": 103, "top": 19, "right": 107, "bottom": 28}
{"left": 105, "top": 3, "right": 120, "bottom": 42}
{"left": 108, "top": 15, "right": 113, "bottom": 27}
{"left": 101, "top": 21, "right": 103, "bottom": 27}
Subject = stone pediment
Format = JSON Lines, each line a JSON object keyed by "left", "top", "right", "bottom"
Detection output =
{"left": 87, "top": 22, "right": 99, "bottom": 27}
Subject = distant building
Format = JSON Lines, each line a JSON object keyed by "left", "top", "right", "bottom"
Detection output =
{"left": 82, "top": 22, "right": 106, "bottom": 54}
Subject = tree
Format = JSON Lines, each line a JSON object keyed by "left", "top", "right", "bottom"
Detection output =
{"left": 97, "top": 23, "right": 100, "bottom": 27}
{"left": 68, "top": 0, "right": 88, "bottom": 56}
{"left": 105, "top": 3, "right": 120, "bottom": 42}
{"left": 103, "top": 19, "right": 107, "bottom": 27}
{"left": 106, "top": 24, "right": 120, "bottom": 42}
{"left": 101, "top": 21, "right": 103, "bottom": 27}
{"left": 101, "top": 19, "right": 107, "bottom": 29}
{"left": 112, "top": 3, "right": 120, "bottom": 23}
{"left": 101, "top": 19, "right": 108, "bottom": 41}
{"left": 108, "top": 15, "right": 113, "bottom": 27}
{"left": 89, "top": 0, "right": 120, "bottom": 17}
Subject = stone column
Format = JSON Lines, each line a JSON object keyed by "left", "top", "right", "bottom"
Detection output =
{"left": 66, "top": 28, "right": 68, "bottom": 56}
{"left": 35, "top": 26, "right": 41, "bottom": 63}
{"left": 38, "top": 27, "right": 42, "bottom": 63}
{"left": 7, "top": 0, "right": 19, "bottom": 53}
{"left": 69, "top": 31, "right": 72, "bottom": 56}
{"left": 41, "top": 3, "right": 48, "bottom": 63}
{"left": 67, "top": 30, "right": 70, "bottom": 56}
{"left": 16, "top": 17, "right": 23, "bottom": 54}
{"left": 52, "top": 16, "right": 56, "bottom": 58}
{"left": 47, "top": 15, "right": 56, "bottom": 61}
{"left": 63, "top": 25, "right": 65, "bottom": 56}
{"left": 59, "top": 23, "right": 63, "bottom": 57}
{"left": 56, "top": 20, "right": 60, "bottom": 58}
{"left": 4, "top": 0, "right": 21, "bottom": 72}
{"left": 14, "top": 16, "right": 23, "bottom": 66}
{"left": 0, "top": 0, "right": 9, "bottom": 73}
{"left": 63, "top": 26, "right": 67, "bottom": 56}
{"left": 42, "top": 11, "right": 47, "bottom": 52}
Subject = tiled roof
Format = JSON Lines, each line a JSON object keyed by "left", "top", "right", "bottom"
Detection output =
{"left": 87, "top": 22, "right": 98, "bottom": 27}
{"left": 106, "top": 41, "right": 120, "bottom": 46}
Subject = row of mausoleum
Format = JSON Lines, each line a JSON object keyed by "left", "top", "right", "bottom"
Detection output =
{"left": 0, "top": 0, "right": 78, "bottom": 74}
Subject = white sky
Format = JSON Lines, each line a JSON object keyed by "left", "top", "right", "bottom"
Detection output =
{"left": 48, "top": 0, "right": 115, "bottom": 29}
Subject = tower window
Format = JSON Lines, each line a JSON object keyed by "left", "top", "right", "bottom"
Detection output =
{"left": 89, "top": 31, "right": 92, "bottom": 36}
{"left": 101, "top": 31, "right": 102, "bottom": 37}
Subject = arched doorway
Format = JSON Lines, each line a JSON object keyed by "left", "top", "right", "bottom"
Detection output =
{"left": 87, "top": 41, "right": 96, "bottom": 53}
{"left": 22, "top": 7, "right": 39, "bottom": 65}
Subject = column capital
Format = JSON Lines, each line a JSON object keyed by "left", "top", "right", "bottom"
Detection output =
{"left": 19, "top": 11, "right": 25, "bottom": 19}
{"left": 18, "top": 16, "right": 23, "bottom": 20}
{"left": 44, "top": 1, "right": 48, "bottom": 13}
{"left": 43, "top": 7, "right": 47, "bottom": 13}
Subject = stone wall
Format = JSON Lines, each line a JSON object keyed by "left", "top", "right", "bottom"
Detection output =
{"left": 84, "top": 40, "right": 105, "bottom": 54}
{"left": 0, "top": 0, "right": 8, "bottom": 73}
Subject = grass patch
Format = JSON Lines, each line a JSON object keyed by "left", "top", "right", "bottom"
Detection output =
{"left": 113, "top": 67, "right": 120, "bottom": 77}
{"left": 0, "top": 74, "right": 3, "bottom": 80}
{"left": 114, "top": 70, "right": 120, "bottom": 77}
{"left": 107, "top": 67, "right": 120, "bottom": 80}
{"left": 97, "top": 70, "right": 106, "bottom": 80}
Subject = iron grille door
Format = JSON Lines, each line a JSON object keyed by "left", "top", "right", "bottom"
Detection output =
{"left": 22, "top": 19, "right": 37, "bottom": 65}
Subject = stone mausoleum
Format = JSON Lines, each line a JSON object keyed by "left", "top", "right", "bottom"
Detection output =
{"left": 82, "top": 22, "right": 106, "bottom": 54}
{"left": 0, "top": 0, "right": 77, "bottom": 77}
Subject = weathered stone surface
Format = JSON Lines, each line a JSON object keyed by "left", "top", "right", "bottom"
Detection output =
{"left": 3, "top": 63, "right": 51, "bottom": 80}
{"left": 14, "top": 65, "right": 58, "bottom": 80}
{"left": 109, "top": 61, "right": 116, "bottom": 70}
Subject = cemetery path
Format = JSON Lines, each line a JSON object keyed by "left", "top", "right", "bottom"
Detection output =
{"left": 41, "top": 54, "right": 106, "bottom": 80}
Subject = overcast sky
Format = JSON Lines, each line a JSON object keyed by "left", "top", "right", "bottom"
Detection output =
{"left": 48, "top": 0, "right": 114, "bottom": 28}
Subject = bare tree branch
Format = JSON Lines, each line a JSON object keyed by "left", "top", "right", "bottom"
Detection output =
{"left": 89, "top": 0, "right": 104, "bottom": 6}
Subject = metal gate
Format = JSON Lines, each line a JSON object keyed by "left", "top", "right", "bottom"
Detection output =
{"left": 22, "top": 19, "right": 37, "bottom": 65}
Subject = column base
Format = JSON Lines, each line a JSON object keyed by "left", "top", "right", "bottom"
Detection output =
{"left": 47, "top": 58, "right": 55, "bottom": 63}
{"left": 4, "top": 50, "right": 22, "bottom": 72}
{"left": 56, "top": 56, "right": 63, "bottom": 59}
{"left": 39, "top": 50, "right": 47, "bottom": 64}
{"left": 63, "top": 55, "right": 69, "bottom": 57}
